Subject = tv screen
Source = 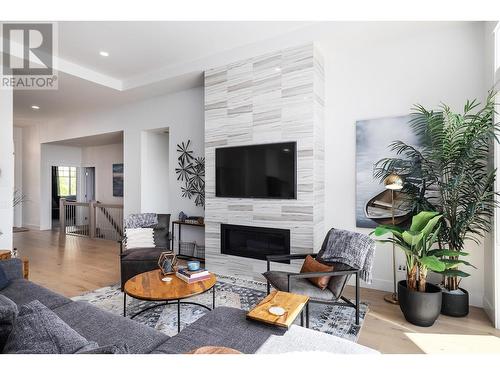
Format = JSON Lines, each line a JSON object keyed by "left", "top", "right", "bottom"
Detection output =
{"left": 216, "top": 142, "right": 296, "bottom": 199}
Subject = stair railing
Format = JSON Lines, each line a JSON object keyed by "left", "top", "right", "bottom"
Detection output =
{"left": 59, "top": 198, "right": 123, "bottom": 241}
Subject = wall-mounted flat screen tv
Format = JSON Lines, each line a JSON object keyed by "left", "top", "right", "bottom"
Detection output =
{"left": 216, "top": 142, "right": 297, "bottom": 199}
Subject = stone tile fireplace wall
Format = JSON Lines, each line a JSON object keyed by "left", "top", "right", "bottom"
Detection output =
{"left": 204, "top": 43, "right": 325, "bottom": 281}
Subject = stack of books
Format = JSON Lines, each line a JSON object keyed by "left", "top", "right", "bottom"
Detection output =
{"left": 176, "top": 267, "right": 211, "bottom": 283}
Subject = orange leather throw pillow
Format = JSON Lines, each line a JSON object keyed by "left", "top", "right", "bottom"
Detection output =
{"left": 300, "top": 255, "right": 333, "bottom": 290}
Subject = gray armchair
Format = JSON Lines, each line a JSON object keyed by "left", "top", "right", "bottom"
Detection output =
{"left": 119, "top": 214, "right": 171, "bottom": 291}
{"left": 263, "top": 253, "right": 360, "bottom": 326}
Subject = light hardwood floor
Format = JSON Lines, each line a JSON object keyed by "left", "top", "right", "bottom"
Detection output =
{"left": 13, "top": 229, "right": 500, "bottom": 354}
{"left": 14, "top": 229, "right": 120, "bottom": 297}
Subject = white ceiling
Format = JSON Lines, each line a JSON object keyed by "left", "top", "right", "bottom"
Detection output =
{"left": 13, "top": 70, "right": 202, "bottom": 126}
{"left": 58, "top": 21, "right": 310, "bottom": 81}
{"left": 47, "top": 131, "right": 123, "bottom": 147}
{"left": 14, "top": 21, "right": 312, "bottom": 127}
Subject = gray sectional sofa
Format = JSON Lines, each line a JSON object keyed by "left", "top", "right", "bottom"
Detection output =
{"left": 0, "top": 258, "right": 378, "bottom": 354}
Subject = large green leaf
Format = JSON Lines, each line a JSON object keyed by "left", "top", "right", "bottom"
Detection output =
{"left": 437, "top": 269, "right": 471, "bottom": 278}
{"left": 441, "top": 259, "right": 476, "bottom": 269}
{"left": 429, "top": 223, "right": 441, "bottom": 246}
{"left": 428, "top": 249, "right": 469, "bottom": 257}
{"left": 402, "top": 230, "right": 424, "bottom": 247}
{"left": 373, "top": 225, "right": 403, "bottom": 237}
{"left": 410, "top": 211, "right": 440, "bottom": 232}
{"left": 421, "top": 214, "right": 443, "bottom": 238}
{"left": 373, "top": 227, "right": 405, "bottom": 243}
{"left": 419, "top": 256, "right": 446, "bottom": 272}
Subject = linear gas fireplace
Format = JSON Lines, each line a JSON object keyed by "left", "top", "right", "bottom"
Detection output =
{"left": 220, "top": 224, "right": 290, "bottom": 263}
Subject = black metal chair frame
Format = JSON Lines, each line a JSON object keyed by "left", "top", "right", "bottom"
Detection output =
{"left": 266, "top": 253, "right": 360, "bottom": 325}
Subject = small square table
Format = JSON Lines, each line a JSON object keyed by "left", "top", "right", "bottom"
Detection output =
{"left": 247, "top": 291, "right": 309, "bottom": 329}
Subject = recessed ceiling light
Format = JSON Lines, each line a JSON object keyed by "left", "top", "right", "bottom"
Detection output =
{"left": 275, "top": 67, "right": 281, "bottom": 72}
{"left": 99, "top": 51, "right": 109, "bottom": 57}
{"left": 31, "top": 105, "right": 40, "bottom": 110}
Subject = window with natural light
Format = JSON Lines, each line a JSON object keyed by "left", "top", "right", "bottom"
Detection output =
{"left": 56, "top": 166, "right": 77, "bottom": 197}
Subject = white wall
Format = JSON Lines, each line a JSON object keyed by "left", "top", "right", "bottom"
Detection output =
{"left": 81, "top": 143, "right": 124, "bottom": 204}
{"left": 13, "top": 126, "right": 23, "bottom": 228}
{"left": 21, "top": 87, "right": 204, "bottom": 224}
{"left": 0, "top": 88, "right": 13, "bottom": 250}
{"left": 21, "top": 125, "right": 41, "bottom": 229}
{"left": 483, "top": 22, "right": 497, "bottom": 325}
{"left": 141, "top": 131, "right": 169, "bottom": 213}
{"left": 492, "top": 21, "right": 500, "bottom": 328}
{"left": 320, "top": 22, "right": 488, "bottom": 306}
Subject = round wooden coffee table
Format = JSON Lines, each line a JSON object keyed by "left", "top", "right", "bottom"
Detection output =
{"left": 123, "top": 269, "right": 217, "bottom": 333}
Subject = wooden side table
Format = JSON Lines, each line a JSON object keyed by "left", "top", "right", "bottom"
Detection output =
{"left": 247, "top": 291, "right": 310, "bottom": 329}
{"left": 0, "top": 250, "right": 29, "bottom": 279}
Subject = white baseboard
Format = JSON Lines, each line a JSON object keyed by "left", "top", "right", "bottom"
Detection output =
{"left": 346, "top": 277, "right": 394, "bottom": 293}
{"left": 468, "top": 290, "right": 484, "bottom": 308}
{"left": 22, "top": 224, "right": 40, "bottom": 231}
{"left": 364, "top": 278, "right": 395, "bottom": 293}
{"left": 468, "top": 293, "right": 483, "bottom": 308}
{"left": 483, "top": 296, "right": 495, "bottom": 324}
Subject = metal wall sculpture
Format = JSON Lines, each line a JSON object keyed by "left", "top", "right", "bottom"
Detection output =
{"left": 175, "top": 140, "right": 205, "bottom": 207}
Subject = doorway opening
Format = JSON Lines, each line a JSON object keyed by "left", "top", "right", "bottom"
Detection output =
{"left": 83, "top": 167, "right": 96, "bottom": 202}
{"left": 51, "top": 166, "right": 79, "bottom": 229}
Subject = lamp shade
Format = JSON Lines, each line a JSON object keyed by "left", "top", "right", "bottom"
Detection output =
{"left": 384, "top": 173, "right": 403, "bottom": 190}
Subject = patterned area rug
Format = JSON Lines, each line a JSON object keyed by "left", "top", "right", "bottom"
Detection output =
{"left": 73, "top": 275, "right": 368, "bottom": 342}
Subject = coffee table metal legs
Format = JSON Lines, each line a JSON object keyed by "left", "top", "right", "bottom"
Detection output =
{"left": 128, "top": 301, "right": 169, "bottom": 319}
{"left": 177, "top": 299, "right": 181, "bottom": 333}
{"left": 123, "top": 285, "right": 216, "bottom": 333}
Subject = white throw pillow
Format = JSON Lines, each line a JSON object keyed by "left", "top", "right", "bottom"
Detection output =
{"left": 125, "top": 228, "right": 155, "bottom": 249}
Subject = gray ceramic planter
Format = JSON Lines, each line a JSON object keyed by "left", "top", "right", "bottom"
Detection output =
{"left": 398, "top": 280, "right": 442, "bottom": 327}
{"left": 441, "top": 288, "right": 469, "bottom": 317}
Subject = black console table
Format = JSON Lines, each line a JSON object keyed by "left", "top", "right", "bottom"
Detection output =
{"left": 171, "top": 220, "right": 205, "bottom": 260}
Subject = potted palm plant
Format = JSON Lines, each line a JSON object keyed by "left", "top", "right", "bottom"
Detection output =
{"left": 374, "top": 92, "right": 498, "bottom": 317}
{"left": 374, "top": 211, "right": 450, "bottom": 326}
